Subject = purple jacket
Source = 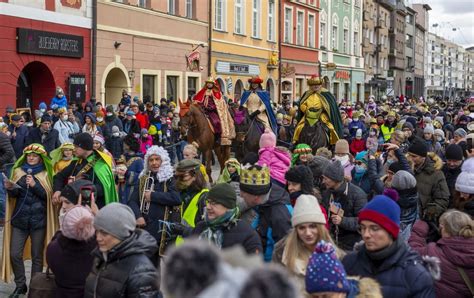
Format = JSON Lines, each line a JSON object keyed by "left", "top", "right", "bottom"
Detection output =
{"left": 409, "top": 220, "right": 474, "bottom": 298}
{"left": 258, "top": 147, "right": 291, "bottom": 186}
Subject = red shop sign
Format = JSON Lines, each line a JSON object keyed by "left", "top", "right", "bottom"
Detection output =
{"left": 335, "top": 71, "right": 350, "bottom": 80}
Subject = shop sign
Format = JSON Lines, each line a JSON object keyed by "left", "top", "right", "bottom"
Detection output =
{"left": 186, "top": 50, "right": 200, "bottom": 71}
{"left": 61, "top": 0, "right": 82, "bottom": 9}
{"left": 17, "top": 28, "right": 84, "bottom": 58}
{"left": 335, "top": 71, "right": 350, "bottom": 80}
{"left": 215, "top": 61, "right": 260, "bottom": 75}
{"left": 69, "top": 74, "right": 86, "bottom": 104}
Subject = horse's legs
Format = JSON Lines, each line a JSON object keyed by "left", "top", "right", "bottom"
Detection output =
{"left": 204, "top": 149, "right": 213, "bottom": 184}
{"left": 214, "top": 145, "right": 230, "bottom": 173}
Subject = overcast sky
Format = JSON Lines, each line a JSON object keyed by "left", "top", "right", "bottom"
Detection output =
{"left": 410, "top": 0, "right": 474, "bottom": 48}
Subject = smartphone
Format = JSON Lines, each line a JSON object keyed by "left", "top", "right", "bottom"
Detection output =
{"left": 80, "top": 185, "right": 95, "bottom": 206}
{"left": 377, "top": 144, "right": 386, "bottom": 152}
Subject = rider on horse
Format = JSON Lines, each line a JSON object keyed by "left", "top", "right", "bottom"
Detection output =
{"left": 293, "top": 75, "right": 343, "bottom": 146}
{"left": 193, "top": 77, "right": 235, "bottom": 145}
{"left": 240, "top": 76, "right": 278, "bottom": 134}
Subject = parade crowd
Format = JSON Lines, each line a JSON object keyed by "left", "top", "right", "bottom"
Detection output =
{"left": 0, "top": 79, "right": 473, "bottom": 298}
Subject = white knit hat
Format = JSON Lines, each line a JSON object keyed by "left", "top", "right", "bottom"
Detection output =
{"left": 455, "top": 158, "right": 474, "bottom": 194}
{"left": 291, "top": 194, "right": 326, "bottom": 227}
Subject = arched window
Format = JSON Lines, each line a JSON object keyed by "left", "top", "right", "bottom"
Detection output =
{"left": 332, "top": 14, "right": 339, "bottom": 51}
{"left": 353, "top": 20, "right": 360, "bottom": 55}
{"left": 343, "top": 17, "right": 349, "bottom": 54}
{"left": 320, "top": 10, "right": 327, "bottom": 48}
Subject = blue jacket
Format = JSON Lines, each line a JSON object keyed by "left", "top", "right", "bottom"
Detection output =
{"left": 118, "top": 155, "right": 143, "bottom": 204}
{"left": 348, "top": 120, "right": 366, "bottom": 138}
{"left": 343, "top": 239, "right": 435, "bottom": 298}
{"left": 51, "top": 95, "right": 68, "bottom": 109}
{"left": 352, "top": 158, "right": 384, "bottom": 196}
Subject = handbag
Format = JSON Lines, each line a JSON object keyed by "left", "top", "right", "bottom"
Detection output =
{"left": 28, "top": 267, "right": 56, "bottom": 298}
{"left": 457, "top": 266, "right": 474, "bottom": 296}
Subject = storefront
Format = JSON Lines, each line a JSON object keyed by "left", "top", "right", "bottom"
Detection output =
{"left": 321, "top": 68, "right": 365, "bottom": 103}
{"left": 0, "top": 16, "right": 91, "bottom": 112}
{"left": 280, "top": 62, "right": 319, "bottom": 103}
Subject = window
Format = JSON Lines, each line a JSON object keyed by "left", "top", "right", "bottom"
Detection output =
{"left": 168, "top": 0, "right": 176, "bottom": 14}
{"left": 166, "top": 76, "right": 178, "bottom": 102}
{"left": 333, "top": 82, "right": 339, "bottom": 100}
{"left": 284, "top": 7, "right": 292, "bottom": 43}
{"left": 308, "top": 14, "right": 315, "bottom": 48}
{"left": 214, "top": 0, "right": 225, "bottom": 31}
{"left": 268, "top": 0, "right": 275, "bottom": 41}
{"left": 185, "top": 0, "right": 193, "bottom": 19}
{"left": 187, "top": 77, "right": 198, "bottom": 98}
{"left": 332, "top": 14, "right": 339, "bottom": 50}
{"left": 138, "top": 0, "right": 147, "bottom": 8}
{"left": 353, "top": 32, "right": 359, "bottom": 55}
{"left": 252, "top": 0, "right": 261, "bottom": 38}
{"left": 296, "top": 11, "right": 304, "bottom": 46}
{"left": 234, "top": 0, "right": 244, "bottom": 34}
{"left": 343, "top": 29, "right": 349, "bottom": 53}
{"left": 296, "top": 78, "right": 303, "bottom": 99}
{"left": 143, "top": 75, "right": 156, "bottom": 104}
{"left": 320, "top": 11, "right": 327, "bottom": 48}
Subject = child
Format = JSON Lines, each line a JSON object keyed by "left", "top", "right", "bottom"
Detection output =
{"left": 350, "top": 128, "right": 366, "bottom": 156}
{"left": 182, "top": 143, "right": 209, "bottom": 182}
{"left": 217, "top": 158, "right": 241, "bottom": 184}
{"left": 50, "top": 142, "right": 75, "bottom": 173}
{"left": 291, "top": 143, "right": 313, "bottom": 166}
{"left": 106, "top": 126, "right": 124, "bottom": 159}
{"left": 139, "top": 128, "right": 153, "bottom": 155}
{"left": 258, "top": 128, "right": 291, "bottom": 187}
{"left": 366, "top": 127, "right": 379, "bottom": 154}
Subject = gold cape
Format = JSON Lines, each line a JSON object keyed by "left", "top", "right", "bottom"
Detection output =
{"left": 1, "top": 168, "right": 59, "bottom": 283}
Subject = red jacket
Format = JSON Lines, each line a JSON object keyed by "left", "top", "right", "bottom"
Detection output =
{"left": 350, "top": 138, "right": 366, "bottom": 156}
{"left": 135, "top": 112, "right": 149, "bottom": 129}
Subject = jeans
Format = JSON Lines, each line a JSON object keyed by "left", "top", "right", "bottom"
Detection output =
{"left": 10, "top": 227, "right": 46, "bottom": 287}
{"left": 0, "top": 172, "right": 5, "bottom": 220}
{"left": 176, "top": 140, "right": 187, "bottom": 162}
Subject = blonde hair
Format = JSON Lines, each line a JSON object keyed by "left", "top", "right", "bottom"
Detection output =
{"left": 283, "top": 224, "right": 344, "bottom": 273}
{"left": 183, "top": 144, "right": 198, "bottom": 156}
{"left": 440, "top": 209, "right": 474, "bottom": 238}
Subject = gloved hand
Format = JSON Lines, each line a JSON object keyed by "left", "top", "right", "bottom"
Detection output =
{"left": 170, "top": 223, "right": 187, "bottom": 236}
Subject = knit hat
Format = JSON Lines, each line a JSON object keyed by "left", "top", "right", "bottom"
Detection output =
{"left": 61, "top": 206, "right": 95, "bottom": 241}
{"left": 126, "top": 110, "right": 135, "bottom": 116}
{"left": 11, "top": 114, "right": 21, "bottom": 122}
{"left": 455, "top": 158, "right": 474, "bottom": 194}
{"left": 123, "top": 134, "right": 140, "bottom": 152}
{"left": 175, "top": 159, "right": 201, "bottom": 172}
{"left": 207, "top": 183, "right": 237, "bottom": 209}
{"left": 240, "top": 265, "right": 299, "bottom": 298}
{"left": 355, "top": 151, "right": 368, "bottom": 165}
{"left": 358, "top": 195, "right": 401, "bottom": 239}
{"left": 391, "top": 170, "right": 417, "bottom": 191}
{"left": 39, "top": 102, "right": 47, "bottom": 110}
{"left": 240, "top": 165, "right": 271, "bottom": 195}
{"left": 60, "top": 180, "right": 96, "bottom": 205}
{"left": 405, "top": 117, "right": 417, "bottom": 129}
{"left": 408, "top": 141, "right": 428, "bottom": 158}
{"left": 106, "top": 105, "right": 114, "bottom": 113}
{"left": 307, "top": 156, "right": 330, "bottom": 180}
{"left": 305, "top": 240, "right": 350, "bottom": 294}
{"left": 334, "top": 139, "right": 350, "bottom": 155}
{"left": 84, "top": 113, "right": 96, "bottom": 123}
{"left": 356, "top": 128, "right": 363, "bottom": 138}
{"left": 454, "top": 128, "right": 467, "bottom": 138}
{"left": 259, "top": 128, "right": 277, "bottom": 148}
{"left": 41, "top": 114, "right": 52, "bottom": 123}
{"left": 93, "top": 134, "right": 105, "bottom": 145}
{"left": 112, "top": 126, "right": 120, "bottom": 133}
{"left": 141, "top": 128, "right": 148, "bottom": 136}
{"left": 434, "top": 129, "right": 445, "bottom": 139}
{"left": 292, "top": 195, "right": 326, "bottom": 227}
{"left": 424, "top": 127, "right": 434, "bottom": 134}
{"left": 445, "top": 144, "right": 464, "bottom": 161}
{"left": 322, "top": 160, "right": 345, "bottom": 182}
{"left": 94, "top": 203, "right": 136, "bottom": 241}
{"left": 73, "top": 133, "right": 94, "bottom": 151}
{"left": 388, "top": 161, "right": 402, "bottom": 173}
{"left": 285, "top": 165, "right": 314, "bottom": 194}
{"left": 402, "top": 121, "right": 414, "bottom": 131}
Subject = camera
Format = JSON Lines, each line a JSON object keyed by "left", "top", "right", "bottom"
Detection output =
{"left": 467, "top": 137, "right": 473, "bottom": 151}
{"left": 80, "top": 185, "right": 95, "bottom": 206}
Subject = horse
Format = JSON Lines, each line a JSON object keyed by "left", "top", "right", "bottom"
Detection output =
{"left": 232, "top": 108, "right": 264, "bottom": 161}
{"left": 296, "top": 120, "right": 329, "bottom": 151}
{"left": 179, "top": 104, "right": 230, "bottom": 182}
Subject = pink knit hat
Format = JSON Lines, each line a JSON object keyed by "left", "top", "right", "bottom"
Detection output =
{"left": 259, "top": 128, "right": 277, "bottom": 148}
{"left": 62, "top": 206, "right": 95, "bottom": 241}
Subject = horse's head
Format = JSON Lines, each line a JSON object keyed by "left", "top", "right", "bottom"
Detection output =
{"left": 179, "top": 104, "right": 198, "bottom": 138}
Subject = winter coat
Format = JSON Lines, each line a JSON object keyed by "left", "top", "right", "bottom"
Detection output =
{"left": 135, "top": 113, "right": 149, "bottom": 129}
{"left": 46, "top": 231, "right": 96, "bottom": 298}
{"left": 8, "top": 125, "right": 29, "bottom": 159}
{"left": 25, "top": 127, "right": 60, "bottom": 154}
{"left": 351, "top": 158, "right": 384, "bottom": 196}
{"left": 321, "top": 182, "right": 367, "bottom": 251}
{"left": 348, "top": 120, "right": 366, "bottom": 138}
{"left": 0, "top": 132, "right": 15, "bottom": 172}
{"left": 190, "top": 219, "right": 263, "bottom": 254}
{"left": 7, "top": 170, "right": 47, "bottom": 231}
{"left": 442, "top": 164, "right": 462, "bottom": 206}
{"left": 397, "top": 187, "right": 420, "bottom": 242}
{"left": 118, "top": 155, "right": 143, "bottom": 205}
{"left": 343, "top": 238, "right": 435, "bottom": 298}
{"left": 409, "top": 220, "right": 474, "bottom": 298}
{"left": 414, "top": 153, "right": 450, "bottom": 217}
{"left": 103, "top": 115, "right": 124, "bottom": 138}
{"left": 123, "top": 119, "right": 141, "bottom": 136}
{"left": 106, "top": 136, "right": 124, "bottom": 159}
{"left": 350, "top": 138, "right": 366, "bottom": 156}
{"left": 139, "top": 136, "right": 153, "bottom": 155}
{"left": 54, "top": 119, "right": 78, "bottom": 144}
{"left": 50, "top": 95, "right": 67, "bottom": 108}
{"left": 258, "top": 147, "right": 291, "bottom": 185}
{"left": 83, "top": 230, "right": 160, "bottom": 298}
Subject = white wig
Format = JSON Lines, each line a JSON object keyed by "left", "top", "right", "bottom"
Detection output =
{"left": 139, "top": 145, "right": 174, "bottom": 182}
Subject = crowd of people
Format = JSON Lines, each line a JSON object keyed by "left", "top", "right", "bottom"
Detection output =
{"left": 0, "top": 84, "right": 473, "bottom": 298}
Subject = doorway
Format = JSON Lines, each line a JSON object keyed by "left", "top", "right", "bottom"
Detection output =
{"left": 16, "top": 61, "right": 55, "bottom": 109}
{"left": 105, "top": 68, "right": 128, "bottom": 105}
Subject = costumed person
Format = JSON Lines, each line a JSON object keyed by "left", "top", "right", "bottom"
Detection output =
{"left": 291, "top": 143, "right": 313, "bottom": 166}
{"left": 50, "top": 86, "right": 68, "bottom": 109}
{"left": 92, "top": 134, "right": 114, "bottom": 164}
{"left": 293, "top": 75, "right": 343, "bottom": 147}
{"left": 50, "top": 142, "right": 75, "bottom": 174}
{"left": 240, "top": 76, "right": 278, "bottom": 134}
{"left": 53, "top": 133, "right": 118, "bottom": 208}
{"left": 128, "top": 145, "right": 180, "bottom": 258}
{"left": 1, "top": 144, "right": 58, "bottom": 296}
{"left": 193, "top": 77, "right": 236, "bottom": 145}
{"left": 117, "top": 135, "right": 144, "bottom": 205}
{"left": 217, "top": 158, "right": 241, "bottom": 184}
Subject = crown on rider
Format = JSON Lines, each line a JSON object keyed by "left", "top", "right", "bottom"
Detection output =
{"left": 307, "top": 75, "right": 323, "bottom": 86}
{"left": 248, "top": 76, "right": 263, "bottom": 84}
{"left": 205, "top": 76, "right": 215, "bottom": 84}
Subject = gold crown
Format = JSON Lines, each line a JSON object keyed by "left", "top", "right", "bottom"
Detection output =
{"left": 240, "top": 165, "right": 270, "bottom": 186}
{"left": 307, "top": 76, "right": 323, "bottom": 86}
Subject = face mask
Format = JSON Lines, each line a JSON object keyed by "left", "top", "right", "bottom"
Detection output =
{"left": 353, "top": 118, "right": 359, "bottom": 122}
{"left": 436, "top": 136, "right": 443, "bottom": 142}
{"left": 106, "top": 113, "right": 113, "bottom": 117}
{"left": 113, "top": 132, "right": 120, "bottom": 137}
{"left": 355, "top": 165, "right": 367, "bottom": 174}
{"left": 386, "top": 159, "right": 395, "bottom": 166}
{"left": 97, "top": 117, "right": 103, "bottom": 122}
{"left": 334, "top": 155, "right": 350, "bottom": 165}
{"left": 40, "top": 109, "right": 46, "bottom": 113}
{"left": 62, "top": 115, "right": 68, "bottom": 121}
{"left": 58, "top": 208, "right": 66, "bottom": 229}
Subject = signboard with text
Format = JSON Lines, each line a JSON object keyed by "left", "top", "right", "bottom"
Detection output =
{"left": 17, "top": 28, "right": 84, "bottom": 58}
{"left": 215, "top": 61, "right": 260, "bottom": 76}
{"left": 69, "top": 75, "right": 86, "bottom": 104}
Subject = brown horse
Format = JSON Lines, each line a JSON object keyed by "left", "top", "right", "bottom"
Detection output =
{"left": 232, "top": 108, "right": 264, "bottom": 161}
{"left": 179, "top": 104, "right": 230, "bottom": 182}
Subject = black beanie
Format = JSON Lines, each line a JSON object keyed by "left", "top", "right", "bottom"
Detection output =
{"left": 207, "top": 183, "right": 237, "bottom": 209}
{"left": 241, "top": 152, "right": 259, "bottom": 166}
{"left": 41, "top": 114, "right": 52, "bottom": 123}
{"left": 285, "top": 165, "right": 314, "bottom": 194}
{"left": 388, "top": 161, "right": 403, "bottom": 173}
{"left": 124, "top": 135, "right": 140, "bottom": 153}
{"left": 408, "top": 141, "right": 428, "bottom": 158}
{"left": 445, "top": 144, "right": 464, "bottom": 161}
{"left": 60, "top": 180, "right": 96, "bottom": 205}
{"left": 73, "top": 133, "right": 94, "bottom": 151}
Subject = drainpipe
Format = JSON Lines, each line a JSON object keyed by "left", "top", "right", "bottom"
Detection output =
{"left": 277, "top": 0, "right": 282, "bottom": 103}
{"left": 208, "top": 0, "right": 212, "bottom": 77}
{"left": 91, "top": 0, "right": 97, "bottom": 102}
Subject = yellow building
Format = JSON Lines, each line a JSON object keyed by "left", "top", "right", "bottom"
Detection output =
{"left": 211, "top": 0, "right": 279, "bottom": 102}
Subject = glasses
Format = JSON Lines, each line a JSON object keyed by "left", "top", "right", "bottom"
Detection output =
{"left": 206, "top": 200, "right": 218, "bottom": 206}
{"left": 358, "top": 224, "right": 382, "bottom": 235}
{"left": 355, "top": 161, "right": 365, "bottom": 165}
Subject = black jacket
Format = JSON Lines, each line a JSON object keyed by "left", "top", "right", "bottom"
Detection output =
{"left": 103, "top": 115, "right": 124, "bottom": 138}
{"left": 8, "top": 124, "right": 29, "bottom": 159}
{"left": 442, "top": 164, "right": 462, "bottom": 206}
{"left": 0, "top": 132, "right": 15, "bottom": 172}
{"left": 7, "top": 171, "right": 47, "bottom": 231}
{"left": 25, "top": 127, "right": 60, "bottom": 153}
{"left": 83, "top": 230, "right": 159, "bottom": 298}
{"left": 105, "top": 136, "right": 124, "bottom": 159}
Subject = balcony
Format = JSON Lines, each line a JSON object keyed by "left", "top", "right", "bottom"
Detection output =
{"left": 375, "top": 19, "right": 385, "bottom": 29}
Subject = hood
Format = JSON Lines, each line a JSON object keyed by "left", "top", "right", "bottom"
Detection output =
{"left": 197, "top": 263, "right": 250, "bottom": 298}
{"left": 418, "top": 154, "right": 442, "bottom": 175}
{"left": 261, "top": 183, "right": 291, "bottom": 207}
{"left": 437, "top": 237, "right": 474, "bottom": 268}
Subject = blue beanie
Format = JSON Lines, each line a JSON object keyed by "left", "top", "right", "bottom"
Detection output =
{"left": 358, "top": 195, "right": 400, "bottom": 239}
{"left": 355, "top": 150, "right": 368, "bottom": 165}
{"left": 84, "top": 113, "right": 96, "bottom": 124}
{"left": 39, "top": 102, "right": 47, "bottom": 110}
{"left": 305, "top": 240, "right": 350, "bottom": 294}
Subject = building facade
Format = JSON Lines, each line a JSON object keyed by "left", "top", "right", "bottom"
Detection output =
{"left": 319, "top": 0, "right": 365, "bottom": 103}
{"left": 412, "top": 3, "right": 430, "bottom": 99}
{"left": 386, "top": 0, "right": 406, "bottom": 98}
{"left": 0, "top": 0, "right": 92, "bottom": 113}
{"left": 280, "top": 0, "right": 320, "bottom": 102}
{"left": 96, "top": 0, "right": 209, "bottom": 105}
{"left": 464, "top": 47, "right": 474, "bottom": 98}
{"left": 210, "top": 0, "right": 279, "bottom": 102}
{"left": 404, "top": 6, "right": 416, "bottom": 98}
{"left": 362, "top": 0, "right": 391, "bottom": 99}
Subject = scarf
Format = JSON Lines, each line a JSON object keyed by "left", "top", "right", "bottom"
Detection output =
{"left": 21, "top": 163, "right": 45, "bottom": 175}
{"left": 365, "top": 237, "right": 402, "bottom": 262}
{"left": 199, "top": 208, "right": 240, "bottom": 249}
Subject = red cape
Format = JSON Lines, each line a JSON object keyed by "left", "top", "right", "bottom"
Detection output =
{"left": 194, "top": 86, "right": 222, "bottom": 102}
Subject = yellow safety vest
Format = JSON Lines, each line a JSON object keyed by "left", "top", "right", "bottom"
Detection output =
{"left": 380, "top": 125, "right": 395, "bottom": 142}
{"left": 175, "top": 188, "right": 209, "bottom": 245}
